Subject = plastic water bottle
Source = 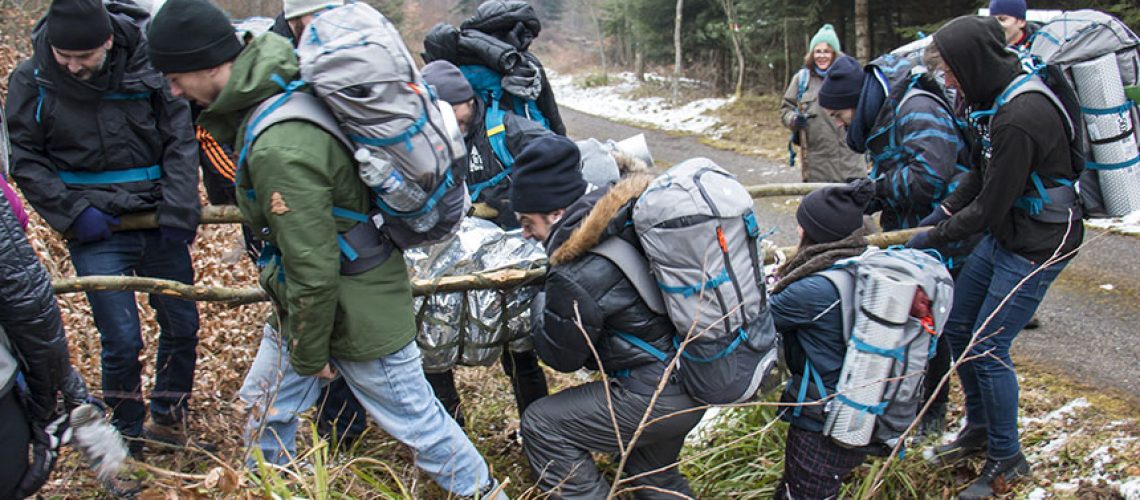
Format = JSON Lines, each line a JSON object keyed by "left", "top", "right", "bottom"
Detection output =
{"left": 356, "top": 148, "right": 439, "bottom": 233}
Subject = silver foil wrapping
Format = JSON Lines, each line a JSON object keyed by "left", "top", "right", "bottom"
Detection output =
{"left": 405, "top": 217, "right": 547, "bottom": 373}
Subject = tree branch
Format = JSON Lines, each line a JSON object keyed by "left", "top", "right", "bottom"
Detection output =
{"left": 49, "top": 230, "right": 926, "bottom": 303}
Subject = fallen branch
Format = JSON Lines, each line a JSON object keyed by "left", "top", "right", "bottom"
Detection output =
{"left": 49, "top": 229, "right": 926, "bottom": 303}
{"left": 746, "top": 182, "right": 844, "bottom": 198}
{"left": 98, "top": 183, "right": 845, "bottom": 232}
{"left": 51, "top": 267, "right": 550, "bottom": 304}
{"left": 52, "top": 275, "right": 268, "bottom": 305}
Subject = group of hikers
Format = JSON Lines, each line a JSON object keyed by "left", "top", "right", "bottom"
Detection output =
{"left": 0, "top": 0, "right": 1105, "bottom": 498}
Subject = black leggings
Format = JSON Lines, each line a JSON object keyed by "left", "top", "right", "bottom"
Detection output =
{"left": 0, "top": 389, "right": 30, "bottom": 498}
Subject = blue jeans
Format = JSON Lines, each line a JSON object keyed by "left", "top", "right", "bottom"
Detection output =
{"left": 69, "top": 229, "right": 200, "bottom": 436}
{"left": 943, "top": 235, "right": 1068, "bottom": 459}
{"left": 239, "top": 325, "right": 495, "bottom": 497}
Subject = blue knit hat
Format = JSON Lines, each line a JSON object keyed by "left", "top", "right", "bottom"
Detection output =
{"left": 989, "top": 0, "right": 1026, "bottom": 20}
{"left": 819, "top": 55, "right": 864, "bottom": 110}
{"left": 810, "top": 24, "right": 842, "bottom": 53}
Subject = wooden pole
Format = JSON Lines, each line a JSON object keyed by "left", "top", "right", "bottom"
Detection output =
{"left": 98, "top": 183, "right": 845, "bottom": 233}
{"left": 50, "top": 229, "right": 927, "bottom": 303}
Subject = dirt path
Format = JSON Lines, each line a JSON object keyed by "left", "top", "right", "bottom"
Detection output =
{"left": 562, "top": 107, "right": 1140, "bottom": 407}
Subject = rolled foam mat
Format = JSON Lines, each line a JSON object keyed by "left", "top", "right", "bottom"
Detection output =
{"left": 1072, "top": 53, "right": 1140, "bottom": 216}
{"left": 823, "top": 273, "right": 917, "bottom": 447}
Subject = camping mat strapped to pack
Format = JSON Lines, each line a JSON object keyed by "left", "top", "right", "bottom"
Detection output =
{"left": 816, "top": 247, "right": 953, "bottom": 449}
{"left": 1030, "top": 9, "right": 1140, "bottom": 217}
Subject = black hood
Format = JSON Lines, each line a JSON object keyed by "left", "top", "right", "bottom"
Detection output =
{"left": 32, "top": 9, "right": 150, "bottom": 97}
{"left": 933, "top": 16, "right": 1020, "bottom": 107}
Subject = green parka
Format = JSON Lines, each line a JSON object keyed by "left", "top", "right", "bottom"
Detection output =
{"left": 781, "top": 67, "right": 867, "bottom": 183}
{"left": 198, "top": 34, "right": 416, "bottom": 376}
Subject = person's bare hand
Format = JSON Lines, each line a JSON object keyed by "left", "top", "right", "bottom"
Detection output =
{"left": 314, "top": 363, "right": 337, "bottom": 380}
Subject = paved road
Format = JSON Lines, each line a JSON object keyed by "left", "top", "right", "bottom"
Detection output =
{"left": 562, "top": 107, "right": 1140, "bottom": 407}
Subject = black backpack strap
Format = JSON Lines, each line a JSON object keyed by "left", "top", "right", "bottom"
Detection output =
{"left": 588, "top": 237, "right": 667, "bottom": 316}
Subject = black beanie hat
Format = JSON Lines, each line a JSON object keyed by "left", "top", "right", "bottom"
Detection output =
{"left": 796, "top": 178, "right": 874, "bottom": 243}
{"left": 509, "top": 135, "right": 586, "bottom": 213}
{"left": 421, "top": 60, "right": 476, "bottom": 105}
{"left": 147, "top": 0, "right": 243, "bottom": 74}
{"left": 819, "top": 55, "right": 865, "bottom": 111}
{"left": 47, "top": 0, "right": 112, "bottom": 51}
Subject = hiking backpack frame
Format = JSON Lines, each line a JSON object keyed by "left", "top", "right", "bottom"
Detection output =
{"left": 591, "top": 158, "right": 780, "bottom": 405}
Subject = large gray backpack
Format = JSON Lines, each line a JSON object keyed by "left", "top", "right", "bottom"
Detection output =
{"left": 814, "top": 248, "right": 953, "bottom": 448}
{"left": 1029, "top": 10, "right": 1140, "bottom": 217}
{"left": 294, "top": 2, "right": 469, "bottom": 248}
{"left": 598, "top": 158, "right": 778, "bottom": 405}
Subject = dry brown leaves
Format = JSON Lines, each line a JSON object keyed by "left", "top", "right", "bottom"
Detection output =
{"left": 20, "top": 187, "right": 271, "bottom": 496}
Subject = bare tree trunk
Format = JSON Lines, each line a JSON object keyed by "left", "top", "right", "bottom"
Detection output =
{"left": 855, "top": 0, "right": 871, "bottom": 62}
{"left": 583, "top": 0, "right": 607, "bottom": 82}
{"left": 717, "top": 0, "right": 745, "bottom": 99}
{"left": 672, "top": 0, "right": 684, "bottom": 102}
{"left": 783, "top": 17, "right": 790, "bottom": 86}
{"left": 635, "top": 47, "right": 645, "bottom": 82}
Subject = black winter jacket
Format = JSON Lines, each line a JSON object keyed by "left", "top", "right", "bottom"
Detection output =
{"left": 927, "top": 17, "right": 1083, "bottom": 263}
{"left": 535, "top": 175, "right": 679, "bottom": 395}
{"left": 0, "top": 188, "right": 70, "bottom": 422}
{"left": 5, "top": 11, "right": 200, "bottom": 234}
{"left": 467, "top": 107, "right": 551, "bottom": 228}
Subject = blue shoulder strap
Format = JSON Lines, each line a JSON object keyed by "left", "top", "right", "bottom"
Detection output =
{"left": 461, "top": 65, "right": 518, "bottom": 201}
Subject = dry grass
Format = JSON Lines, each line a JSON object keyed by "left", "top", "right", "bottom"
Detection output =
{"left": 6, "top": 13, "right": 1139, "bottom": 495}
{"left": 704, "top": 93, "right": 791, "bottom": 162}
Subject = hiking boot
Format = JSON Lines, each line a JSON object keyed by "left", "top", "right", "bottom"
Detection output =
{"left": 926, "top": 425, "right": 988, "bottom": 466}
{"left": 958, "top": 452, "right": 1030, "bottom": 499}
{"left": 143, "top": 415, "right": 218, "bottom": 454}
{"left": 125, "top": 435, "right": 146, "bottom": 461}
{"left": 916, "top": 405, "right": 947, "bottom": 441}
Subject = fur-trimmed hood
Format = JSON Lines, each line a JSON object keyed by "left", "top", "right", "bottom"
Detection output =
{"left": 547, "top": 172, "right": 654, "bottom": 265}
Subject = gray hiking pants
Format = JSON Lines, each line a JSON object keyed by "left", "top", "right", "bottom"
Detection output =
{"left": 520, "top": 379, "right": 705, "bottom": 499}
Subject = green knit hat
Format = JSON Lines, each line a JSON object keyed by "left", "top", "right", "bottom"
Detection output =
{"left": 810, "top": 24, "right": 841, "bottom": 53}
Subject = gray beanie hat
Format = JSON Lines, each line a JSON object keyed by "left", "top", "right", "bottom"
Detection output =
{"left": 421, "top": 60, "right": 476, "bottom": 105}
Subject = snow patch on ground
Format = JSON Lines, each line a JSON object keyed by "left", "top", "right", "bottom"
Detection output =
{"left": 1021, "top": 398, "right": 1091, "bottom": 426}
{"left": 686, "top": 406, "right": 726, "bottom": 446}
{"left": 1086, "top": 209, "right": 1140, "bottom": 236}
{"left": 1121, "top": 476, "right": 1140, "bottom": 499}
{"left": 549, "top": 72, "right": 731, "bottom": 135}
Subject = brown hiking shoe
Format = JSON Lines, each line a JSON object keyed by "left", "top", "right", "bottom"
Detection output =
{"left": 143, "top": 417, "right": 218, "bottom": 454}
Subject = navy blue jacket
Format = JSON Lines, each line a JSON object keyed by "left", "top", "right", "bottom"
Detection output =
{"left": 770, "top": 274, "right": 845, "bottom": 433}
{"left": 867, "top": 88, "right": 969, "bottom": 232}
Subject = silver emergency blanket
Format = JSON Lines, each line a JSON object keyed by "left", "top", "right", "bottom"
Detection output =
{"left": 1072, "top": 54, "right": 1140, "bottom": 216}
{"left": 405, "top": 217, "right": 547, "bottom": 373}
